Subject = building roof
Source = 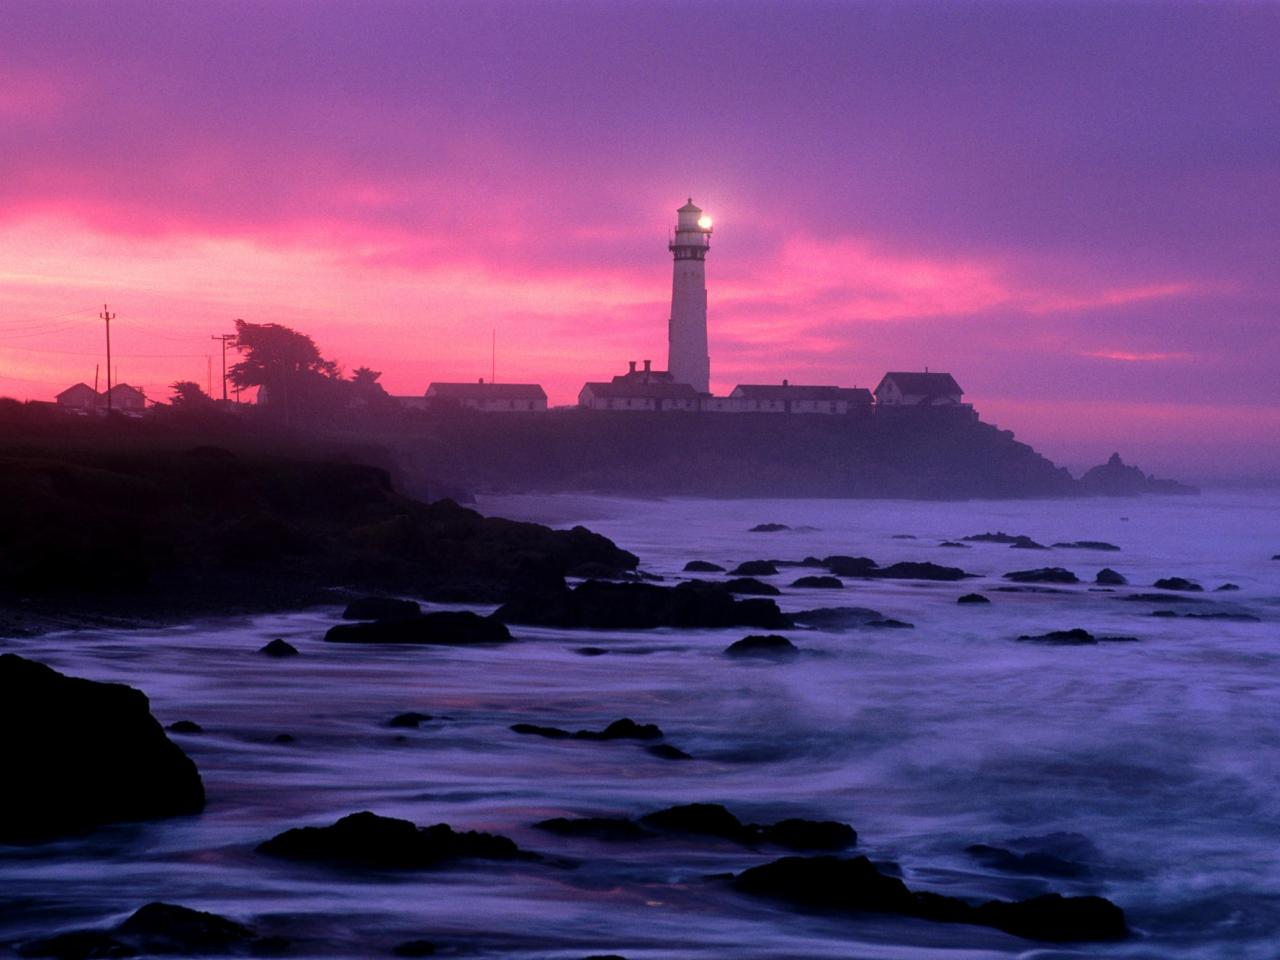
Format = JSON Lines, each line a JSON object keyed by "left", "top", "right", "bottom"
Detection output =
{"left": 427, "top": 382, "right": 546, "bottom": 400}
{"left": 677, "top": 198, "right": 701, "bottom": 213}
{"left": 107, "top": 383, "right": 145, "bottom": 398}
{"left": 56, "top": 382, "right": 97, "bottom": 400}
{"left": 732, "top": 383, "right": 848, "bottom": 402}
{"left": 875, "top": 372, "right": 963, "bottom": 396}
{"left": 581, "top": 381, "right": 701, "bottom": 400}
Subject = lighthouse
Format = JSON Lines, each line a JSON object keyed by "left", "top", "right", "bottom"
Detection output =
{"left": 667, "top": 198, "right": 713, "bottom": 393}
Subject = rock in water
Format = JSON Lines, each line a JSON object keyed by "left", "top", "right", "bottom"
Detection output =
{"left": 1153, "top": 577, "right": 1203, "bottom": 592}
{"left": 822, "top": 555, "right": 879, "bottom": 577}
{"left": 18, "top": 902, "right": 269, "bottom": 958}
{"left": 257, "top": 811, "right": 520, "bottom": 868}
{"left": 0, "top": 654, "right": 205, "bottom": 843}
{"left": 957, "top": 593, "right": 990, "bottom": 605}
{"left": 1004, "top": 567, "right": 1079, "bottom": 584}
{"left": 1095, "top": 568, "right": 1127, "bottom": 586}
{"left": 732, "top": 855, "right": 1127, "bottom": 942}
{"left": 683, "top": 560, "right": 725, "bottom": 572}
{"left": 872, "top": 562, "right": 971, "bottom": 581}
{"left": 259, "top": 638, "right": 299, "bottom": 657}
{"left": 725, "top": 635, "right": 799, "bottom": 658}
{"left": 1052, "top": 541, "right": 1121, "bottom": 551}
{"left": 341, "top": 596, "right": 422, "bottom": 620}
{"left": 494, "top": 580, "right": 791, "bottom": 630}
{"left": 324, "top": 611, "right": 512, "bottom": 645}
{"left": 791, "top": 575, "right": 844, "bottom": 589}
{"left": 749, "top": 523, "right": 790, "bottom": 532}
{"left": 722, "top": 577, "right": 781, "bottom": 596}
{"left": 732, "top": 560, "right": 779, "bottom": 576}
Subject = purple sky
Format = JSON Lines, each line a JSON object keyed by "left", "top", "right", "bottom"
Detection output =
{"left": 1, "top": 1, "right": 1277, "bottom": 477}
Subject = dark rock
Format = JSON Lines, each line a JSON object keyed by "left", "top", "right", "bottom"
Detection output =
{"left": 1273, "top": 554, "right": 1280, "bottom": 561}
{"left": 393, "top": 941, "right": 437, "bottom": 957}
{"left": 749, "top": 523, "right": 790, "bottom": 532}
{"left": 495, "top": 580, "right": 791, "bottom": 630}
{"left": 1018, "top": 628, "right": 1096, "bottom": 645}
{"left": 873, "top": 562, "right": 971, "bottom": 581}
{"left": 1053, "top": 541, "right": 1121, "bottom": 551}
{"left": 258, "top": 811, "right": 520, "bottom": 868}
{"left": 957, "top": 593, "right": 990, "bottom": 604}
{"left": 341, "top": 596, "right": 422, "bottom": 621}
{"left": 166, "top": 720, "right": 203, "bottom": 734}
{"left": 732, "top": 560, "right": 779, "bottom": 576}
{"left": 575, "top": 646, "right": 608, "bottom": 656}
{"left": 722, "top": 577, "right": 781, "bottom": 596}
{"left": 866, "top": 618, "right": 914, "bottom": 629}
{"left": 791, "top": 575, "right": 843, "bottom": 589}
{"left": 733, "top": 855, "right": 916, "bottom": 913}
{"left": 582, "top": 956, "right": 627, "bottom": 960}
{"left": 535, "top": 816, "right": 652, "bottom": 841}
{"left": 972, "top": 893, "right": 1127, "bottom": 942}
{"left": 683, "top": 560, "right": 725, "bottom": 572}
{"left": 1079, "top": 452, "right": 1197, "bottom": 497}
{"left": 116, "top": 903, "right": 257, "bottom": 954}
{"left": 1120, "top": 592, "right": 1204, "bottom": 603}
{"left": 1009, "top": 537, "right": 1050, "bottom": 550}
{"left": 760, "top": 819, "right": 857, "bottom": 852}
{"left": 1185, "top": 612, "right": 1262, "bottom": 622}
{"left": 589, "top": 718, "right": 664, "bottom": 741}
{"left": 938, "top": 541, "right": 970, "bottom": 548}
{"left": 790, "top": 607, "right": 886, "bottom": 629}
{"left": 966, "top": 844, "right": 1089, "bottom": 878}
{"left": 1153, "top": 577, "right": 1203, "bottom": 592}
{"left": 567, "top": 561, "right": 635, "bottom": 580}
{"left": 511, "top": 722, "right": 572, "bottom": 739}
{"left": 0, "top": 654, "right": 204, "bottom": 843}
{"left": 388, "top": 712, "right": 433, "bottom": 728}
{"left": 732, "top": 855, "right": 1126, "bottom": 942}
{"left": 1017, "top": 629, "right": 1138, "bottom": 645}
{"left": 272, "top": 733, "right": 295, "bottom": 744}
{"left": 724, "top": 635, "right": 799, "bottom": 658}
{"left": 259, "top": 638, "right": 299, "bottom": 657}
{"left": 639, "top": 803, "right": 749, "bottom": 842}
{"left": 19, "top": 902, "right": 268, "bottom": 959}
{"left": 1151, "top": 609, "right": 1178, "bottom": 617}
{"left": 646, "top": 743, "right": 693, "bottom": 760}
{"left": 962, "top": 531, "right": 1028, "bottom": 544}
{"left": 324, "top": 611, "right": 512, "bottom": 645}
{"left": 512, "top": 719, "right": 663, "bottom": 741}
{"left": 891, "top": 534, "right": 917, "bottom": 539}
{"left": 822, "top": 555, "right": 879, "bottom": 577}
{"left": 1095, "top": 568, "right": 1127, "bottom": 586}
{"left": 17, "top": 931, "right": 136, "bottom": 958}
{"left": 1004, "top": 567, "right": 1079, "bottom": 584}
{"left": 1214, "top": 583, "right": 1240, "bottom": 592}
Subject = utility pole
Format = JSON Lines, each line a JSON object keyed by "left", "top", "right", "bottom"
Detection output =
{"left": 491, "top": 328, "right": 496, "bottom": 384}
{"left": 211, "top": 332, "right": 235, "bottom": 402}
{"left": 100, "top": 304, "right": 115, "bottom": 413}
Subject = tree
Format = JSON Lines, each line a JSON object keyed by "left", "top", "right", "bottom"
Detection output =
{"left": 228, "top": 320, "right": 344, "bottom": 423}
{"left": 169, "top": 380, "right": 212, "bottom": 407}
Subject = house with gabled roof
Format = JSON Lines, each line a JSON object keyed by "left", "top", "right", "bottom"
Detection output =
{"left": 873, "top": 371, "right": 964, "bottom": 407}
{"left": 55, "top": 382, "right": 100, "bottom": 412}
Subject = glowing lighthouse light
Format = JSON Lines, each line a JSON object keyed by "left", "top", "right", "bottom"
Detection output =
{"left": 667, "top": 198, "right": 713, "bottom": 393}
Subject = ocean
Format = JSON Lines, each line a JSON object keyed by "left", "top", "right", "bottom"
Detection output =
{"left": 3, "top": 492, "right": 1278, "bottom": 958}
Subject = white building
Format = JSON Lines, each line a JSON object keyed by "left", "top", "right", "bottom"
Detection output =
{"left": 55, "top": 382, "right": 99, "bottom": 412}
{"left": 728, "top": 382, "right": 872, "bottom": 414}
{"left": 578, "top": 381, "right": 701, "bottom": 412}
{"left": 873, "top": 372, "right": 964, "bottom": 407}
{"left": 425, "top": 381, "right": 547, "bottom": 412}
{"left": 667, "top": 199, "right": 712, "bottom": 393}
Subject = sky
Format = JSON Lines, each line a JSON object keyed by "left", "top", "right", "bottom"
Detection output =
{"left": 1, "top": 0, "right": 1277, "bottom": 479}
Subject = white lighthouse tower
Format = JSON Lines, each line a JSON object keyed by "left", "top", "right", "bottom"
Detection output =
{"left": 667, "top": 198, "right": 712, "bottom": 393}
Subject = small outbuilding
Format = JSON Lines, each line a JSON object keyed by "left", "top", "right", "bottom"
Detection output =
{"left": 425, "top": 381, "right": 547, "bottom": 412}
